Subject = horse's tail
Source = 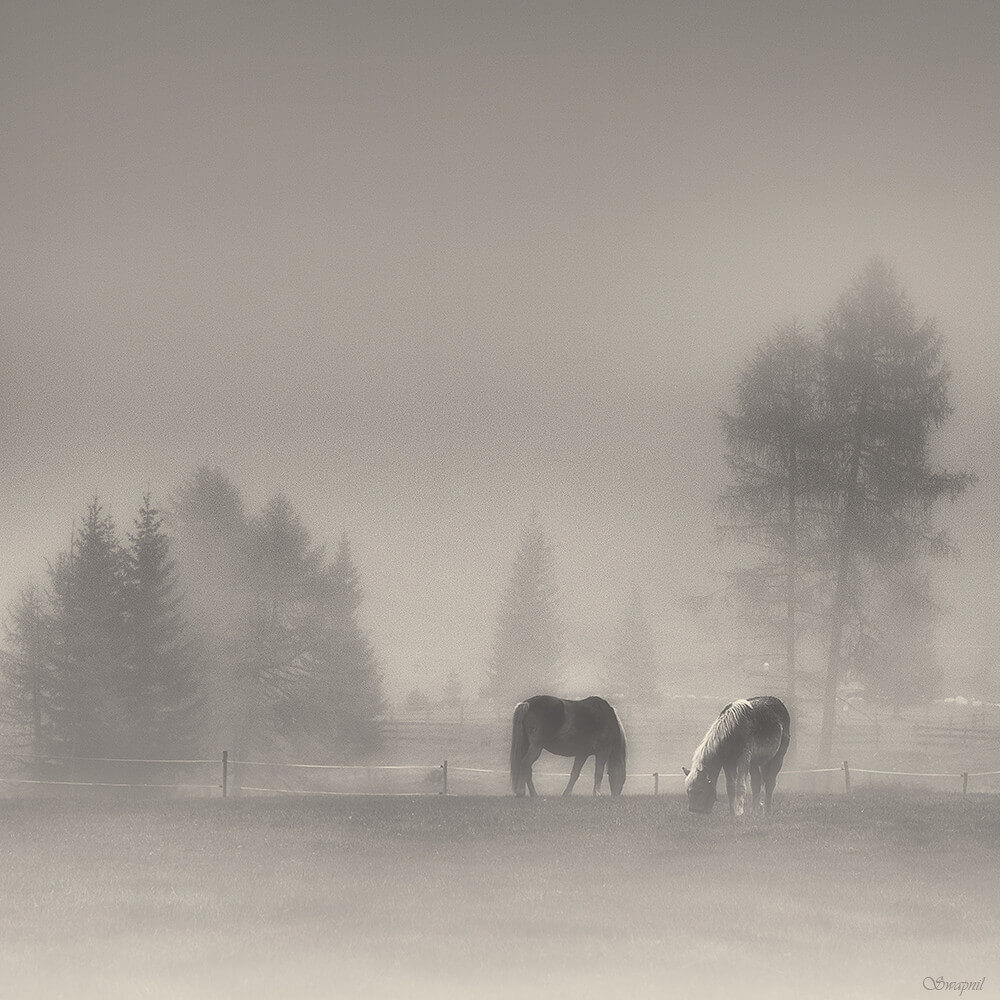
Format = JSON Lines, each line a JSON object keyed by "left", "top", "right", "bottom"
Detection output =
{"left": 510, "top": 700, "right": 530, "bottom": 795}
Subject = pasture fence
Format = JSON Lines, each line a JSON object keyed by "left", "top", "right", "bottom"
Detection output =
{"left": 2, "top": 749, "right": 1000, "bottom": 798}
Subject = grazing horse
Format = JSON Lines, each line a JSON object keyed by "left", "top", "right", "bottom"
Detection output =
{"left": 510, "top": 695, "right": 627, "bottom": 797}
{"left": 682, "top": 695, "right": 790, "bottom": 816}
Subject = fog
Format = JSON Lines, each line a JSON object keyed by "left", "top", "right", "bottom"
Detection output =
{"left": 4, "top": 0, "right": 999, "bottom": 699}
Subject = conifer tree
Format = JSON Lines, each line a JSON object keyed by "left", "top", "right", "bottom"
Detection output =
{"left": 718, "top": 324, "right": 826, "bottom": 702}
{"left": 816, "top": 260, "right": 973, "bottom": 760}
{"left": 238, "top": 494, "right": 323, "bottom": 760}
{"left": 485, "top": 515, "right": 564, "bottom": 708}
{"left": 2, "top": 582, "right": 50, "bottom": 755}
{"left": 606, "top": 586, "right": 659, "bottom": 708}
{"left": 169, "top": 466, "right": 249, "bottom": 750}
{"left": 301, "top": 536, "right": 387, "bottom": 758}
{"left": 126, "top": 494, "right": 204, "bottom": 755}
{"left": 47, "top": 500, "right": 129, "bottom": 757}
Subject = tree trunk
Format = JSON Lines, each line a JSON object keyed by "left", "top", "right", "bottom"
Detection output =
{"left": 818, "top": 387, "right": 867, "bottom": 764}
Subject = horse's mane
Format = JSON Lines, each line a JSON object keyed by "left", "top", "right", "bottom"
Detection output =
{"left": 691, "top": 699, "right": 754, "bottom": 771}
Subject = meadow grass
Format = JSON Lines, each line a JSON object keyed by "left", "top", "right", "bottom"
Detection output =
{"left": 1, "top": 790, "right": 997, "bottom": 999}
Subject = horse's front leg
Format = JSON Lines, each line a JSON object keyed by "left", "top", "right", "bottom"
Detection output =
{"left": 722, "top": 762, "right": 737, "bottom": 816}
{"left": 732, "top": 753, "right": 753, "bottom": 817}
{"left": 750, "top": 767, "right": 763, "bottom": 815}
{"left": 593, "top": 753, "right": 608, "bottom": 796}
{"left": 563, "top": 755, "right": 588, "bottom": 796}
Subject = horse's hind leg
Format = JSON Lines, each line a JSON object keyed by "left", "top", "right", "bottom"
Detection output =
{"left": 523, "top": 744, "right": 544, "bottom": 797}
{"left": 593, "top": 753, "right": 608, "bottom": 796}
{"left": 762, "top": 754, "right": 785, "bottom": 815}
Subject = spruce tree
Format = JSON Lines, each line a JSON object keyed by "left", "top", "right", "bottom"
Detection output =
{"left": 305, "top": 536, "right": 387, "bottom": 758}
{"left": 126, "top": 494, "right": 204, "bottom": 756}
{"left": 239, "top": 494, "right": 324, "bottom": 760}
{"left": 47, "top": 500, "right": 129, "bottom": 757}
{"left": 816, "top": 260, "right": 973, "bottom": 760}
{"left": 169, "top": 466, "right": 249, "bottom": 751}
{"left": 2, "top": 582, "right": 50, "bottom": 756}
{"left": 485, "top": 515, "right": 564, "bottom": 708}
{"left": 718, "top": 324, "right": 826, "bottom": 703}
{"left": 606, "top": 586, "right": 659, "bottom": 708}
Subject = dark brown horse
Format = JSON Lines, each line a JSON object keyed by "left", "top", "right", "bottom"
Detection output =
{"left": 510, "top": 695, "right": 627, "bottom": 797}
{"left": 682, "top": 695, "right": 790, "bottom": 816}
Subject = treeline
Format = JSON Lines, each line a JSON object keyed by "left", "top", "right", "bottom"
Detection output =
{"left": 2, "top": 467, "right": 386, "bottom": 767}
{"left": 716, "top": 260, "right": 974, "bottom": 759}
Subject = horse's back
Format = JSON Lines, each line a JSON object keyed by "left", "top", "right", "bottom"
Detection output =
{"left": 748, "top": 695, "right": 790, "bottom": 743}
{"left": 523, "top": 695, "right": 566, "bottom": 736}
{"left": 746, "top": 695, "right": 790, "bottom": 765}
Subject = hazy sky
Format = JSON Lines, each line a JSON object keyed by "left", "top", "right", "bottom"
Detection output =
{"left": 3, "top": 1, "right": 999, "bottom": 696}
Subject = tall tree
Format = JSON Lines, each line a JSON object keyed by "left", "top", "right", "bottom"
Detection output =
{"left": 717, "top": 324, "right": 826, "bottom": 703}
{"left": 237, "top": 494, "right": 324, "bottom": 762}
{"left": 126, "top": 494, "right": 205, "bottom": 756}
{"left": 305, "top": 536, "right": 386, "bottom": 758}
{"left": 853, "top": 567, "right": 942, "bottom": 714}
{"left": 605, "top": 585, "right": 660, "bottom": 708}
{"left": 47, "top": 500, "right": 130, "bottom": 757}
{"left": 169, "top": 466, "right": 249, "bottom": 750}
{"left": 485, "top": 515, "right": 564, "bottom": 708}
{"left": 2, "top": 582, "right": 50, "bottom": 756}
{"left": 817, "top": 260, "right": 973, "bottom": 760}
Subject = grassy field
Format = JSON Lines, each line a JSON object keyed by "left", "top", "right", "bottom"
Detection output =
{"left": 1, "top": 790, "right": 998, "bottom": 1000}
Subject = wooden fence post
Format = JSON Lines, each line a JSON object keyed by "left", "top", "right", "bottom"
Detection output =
{"left": 653, "top": 772, "right": 659, "bottom": 796}
{"left": 441, "top": 760, "right": 448, "bottom": 795}
{"left": 222, "top": 750, "right": 228, "bottom": 798}
{"left": 963, "top": 772, "right": 969, "bottom": 795}
{"left": 842, "top": 760, "right": 851, "bottom": 795}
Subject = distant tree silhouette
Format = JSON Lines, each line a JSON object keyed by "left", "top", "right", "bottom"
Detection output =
{"left": 2, "top": 582, "right": 50, "bottom": 756}
{"left": 718, "top": 324, "right": 826, "bottom": 703}
{"left": 46, "top": 500, "right": 130, "bottom": 757}
{"left": 126, "top": 494, "right": 205, "bottom": 755}
{"left": 606, "top": 586, "right": 659, "bottom": 708}
{"left": 169, "top": 466, "right": 249, "bottom": 751}
{"left": 816, "top": 260, "right": 973, "bottom": 760}
{"left": 485, "top": 515, "right": 564, "bottom": 708}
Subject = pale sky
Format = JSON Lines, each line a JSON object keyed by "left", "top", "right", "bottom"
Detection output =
{"left": 3, "top": 1, "right": 999, "bottom": 696}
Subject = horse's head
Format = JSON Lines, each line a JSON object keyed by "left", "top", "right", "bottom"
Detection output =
{"left": 682, "top": 765, "right": 717, "bottom": 814}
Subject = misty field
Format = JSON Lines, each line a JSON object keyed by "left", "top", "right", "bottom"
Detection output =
{"left": 1, "top": 792, "right": 998, "bottom": 1000}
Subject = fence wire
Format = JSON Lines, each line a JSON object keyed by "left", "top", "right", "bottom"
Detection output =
{"left": 1, "top": 752, "right": 998, "bottom": 796}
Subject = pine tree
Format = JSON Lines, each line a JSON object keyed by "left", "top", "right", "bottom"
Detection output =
{"left": 854, "top": 567, "right": 942, "bottom": 713}
{"left": 169, "top": 466, "right": 250, "bottom": 750}
{"left": 126, "top": 494, "right": 205, "bottom": 756}
{"left": 717, "top": 324, "right": 826, "bottom": 703}
{"left": 816, "top": 260, "right": 973, "bottom": 760}
{"left": 47, "top": 500, "right": 130, "bottom": 757}
{"left": 309, "top": 536, "right": 387, "bottom": 758}
{"left": 606, "top": 586, "right": 659, "bottom": 708}
{"left": 485, "top": 515, "right": 564, "bottom": 708}
{"left": 2, "top": 582, "right": 50, "bottom": 755}
{"left": 238, "top": 494, "right": 324, "bottom": 760}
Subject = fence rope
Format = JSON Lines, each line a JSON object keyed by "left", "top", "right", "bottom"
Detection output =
{"left": 238, "top": 786, "right": 433, "bottom": 797}
{"left": 3, "top": 754, "right": 999, "bottom": 795}
{"left": 0, "top": 777, "right": 218, "bottom": 789}
{"left": 850, "top": 768, "right": 962, "bottom": 778}
{"left": 0, "top": 753, "right": 216, "bottom": 764}
{"left": 231, "top": 760, "right": 440, "bottom": 771}
{"left": 783, "top": 768, "right": 847, "bottom": 774}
